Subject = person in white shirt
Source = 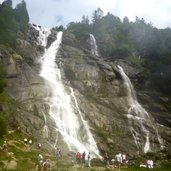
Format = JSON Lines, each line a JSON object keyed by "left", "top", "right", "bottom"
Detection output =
{"left": 115, "top": 153, "right": 122, "bottom": 170}
{"left": 147, "top": 159, "right": 153, "bottom": 169}
{"left": 150, "top": 160, "right": 154, "bottom": 169}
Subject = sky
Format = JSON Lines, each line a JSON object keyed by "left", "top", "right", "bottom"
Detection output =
{"left": 0, "top": 0, "right": 171, "bottom": 29}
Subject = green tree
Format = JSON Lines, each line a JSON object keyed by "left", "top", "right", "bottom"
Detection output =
{"left": 0, "top": 0, "right": 29, "bottom": 47}
{"left": 15, "top": 0, "right": 29, "bottom": 36}
{"left": 123, "top": 16, "right": 129, "bottom": 24}
{"left": 67, "top": 21, "right": 90, "bottom": 43}
{"left": 92, "top": 8, "right": 103, "bottom": 24}
{"left": 0, "top": 0, "right": 12, "bottom": 7}
{"left": 81, "top": 15, "right": 89, "bottom": 25}
{"left": 128, "top": 16, "right": 159, "bottom": 58}
{"left": 51, "top": 25, "right": 64, "bottom": 32}
{"left": 0, "top": 0, "right": 18, "bottom": 47}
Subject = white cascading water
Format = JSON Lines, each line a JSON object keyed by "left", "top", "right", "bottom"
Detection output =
{"left": 90, "top": 34, "right": 99, "bottom": 57}
{"left": 117, "top": 65, "right": 163, "bottom": 153}
{"left": 42, "top": 112, "right": 48, "bottom": 139}
{"left": 32, "top": 24, "right": 50, "bottom": 46}
{"left": 37, "top": 29, "right": 100, "bottom": 157}
{"left": 31, "top": 24, "right": 51, "bottom": 138}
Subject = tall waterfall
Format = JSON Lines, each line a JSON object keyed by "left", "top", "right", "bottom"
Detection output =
{"left": 117, "top": 65, "right": 163, "bottom": 153}
{"left": 90, "top": 34, "right": 99, "bottom": 57}
{"left": 38, "top": 29, "right": 100, "bottom": 157}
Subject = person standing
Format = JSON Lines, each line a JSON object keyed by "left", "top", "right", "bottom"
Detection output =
{"left": 122, "top": 153, "right": 126, "bottom": 162}
{"left": 82, "top": 151, "right": 86, "bottom": 164}
{"left": 37, "top": 154, "right": 43, "bottom": 171}
{"left": 115, "top": 153, "right": 122, "bottom": 170}
{"left": 24, "top": 138, "right": 28, "bottom": 144}
{"left": 42, "top": 158, "right": 51, "bottom": 171}
{"left": 104, "top": 152, "right": 110, "bottom": 167}
{"left": 122, "top": 153, "right": 126, "bottom": 168}
{"left": 150, "top": 159, "right": 154, "bottom": 169}
{"left": 37, "top": 143, "right": 41, "bottom": 149}
{"left": 111, "top": 158, "right": 116, "bottom": 169}
{"left": 76, "top": 152, "right": 81, "bottom": 164}
{"left": 88, "top": 152, "right": 92, "bottom": 167}
{"left": 147, "top": 159, "right": 154, "bottom": 169}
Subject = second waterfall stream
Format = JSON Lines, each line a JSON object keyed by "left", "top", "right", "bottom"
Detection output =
{"left": 37, "top": 28, "right": 100, "bottom": 157}
{"left": 117, "top": 65, "right": 164, "bottom": 153}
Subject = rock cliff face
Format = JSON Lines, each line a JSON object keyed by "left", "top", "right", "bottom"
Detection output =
{"left": 1, "top": 24, "right": 171, "bottom": 156}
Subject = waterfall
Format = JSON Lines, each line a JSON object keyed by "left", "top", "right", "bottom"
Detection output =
{"left": 32, "top": 24, "right": 50, "bottom": 46}
{"left": 38, "top": 30, "right": 100, "bottom": 157}
{"left": 117, "top": 65, "right": 164, "bottom": 153}
{"left": 90, "top": 34, "right": 99, "bottom": 57}
{"left": 42, "top": 112, "right": 48, "bottom": 139}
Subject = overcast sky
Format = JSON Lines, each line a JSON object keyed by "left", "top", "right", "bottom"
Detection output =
{"left": 1, "top": 0, "right": 171, "bottom": 29}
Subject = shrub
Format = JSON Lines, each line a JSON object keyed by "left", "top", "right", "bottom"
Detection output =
{"left": 161, "top": 160, "right": 171, "bottom": 168}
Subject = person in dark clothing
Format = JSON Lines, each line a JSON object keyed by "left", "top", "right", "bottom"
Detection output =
{"left": 82, "top": 151, "right": 86, "bottom": 164}
{"left": 104, "top": 152, "right": 110, "bottom": 167}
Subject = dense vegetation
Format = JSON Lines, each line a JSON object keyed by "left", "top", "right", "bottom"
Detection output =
{"left": 0, "top": 0, "right": 29, "bottom": 48}
{"left": 0, "top": 0, "right": 29, "bottom": 137}
{"left": 67, "top": 8, "right": 171, "bottom": 101}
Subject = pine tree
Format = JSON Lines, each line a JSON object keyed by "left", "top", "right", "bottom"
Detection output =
{"left": 92, "top": 8, "right": 103, "bottom": 24}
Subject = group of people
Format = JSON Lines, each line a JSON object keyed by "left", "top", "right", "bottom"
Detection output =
{"left": 24, "top": 138, "right": 33, "bottom": 146}
{"left": 24, "top": 138, "right": 42, "bottom": 150}
{"left": 146, "top": 159, "right": 154, "bottom": 169}
{"left": 104, "top": 152, "right": 128, "bottom": 170}
{"left": 75, "top": 151, "right": 128, "bottom": 169}
{"left": 140, "top": 159, "right": 154, "bottom": 169}
{"left": 37, "top": 154, "right": 51, "bottom": 171}
{"left": 0, "top": 139, "right": 51, "bottom": 170}
{"left": 76, "top": 151, "right": 92, "bottom": 167}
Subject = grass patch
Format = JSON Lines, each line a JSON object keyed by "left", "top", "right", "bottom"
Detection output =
{"left": 122, "top": 168, "right": 171, "bottom": 171}
{"left": 0, "top": 90, "right": 13, "bottom": 104}
{"left": 0, "top": 131, "right": 171, "bottom": 171}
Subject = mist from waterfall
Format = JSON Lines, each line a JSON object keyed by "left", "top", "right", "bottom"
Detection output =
{"left": 117, "top": 65, "right": 163, "bottom": 153}
{"left": 38, "top": 29, "right": 100, "bottom": 157}
{"left": 90, "top": 34, "right": 99, "bottom": 57}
